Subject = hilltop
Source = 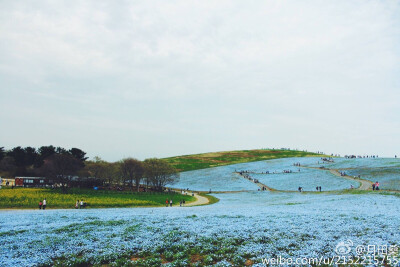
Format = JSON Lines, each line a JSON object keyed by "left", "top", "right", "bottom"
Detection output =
{"left": 163, "top": 149, "right": 324, "bottom": 172}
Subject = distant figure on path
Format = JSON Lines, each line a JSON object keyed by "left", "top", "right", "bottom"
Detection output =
{"left": 319, "top": 186, "right": 322, "bottom": 192}
{"left": 80, "top": 200, "right": 84, "bottom": 209}
{"left": 39, "top": 201, "right": 42, "bottom": 210}
{"left": 179, "top": 200, "right": 182, "bottom": 207}
{"left": 372, "top": 183, "right": 376, "bottom": 191}
{"left": 170, "top": 199, "right": 173, "bottom": 207}
{"left": 75, "top": 200, "right": 79, "bottom": 209}
{"left": 165, "top": 199, "right": 169, "bottom": 207}
{"left": 350, "top": 185, "right": 354, "bottom": 189}
{"left": 183, "top": 200, "right": 185, "bottom": 206}
{"left": 42, "top": 199, "right": 47, "bottom": 210}
{"left": 298, "top": 187, "right": 302, "bottom": 192}
{"left": 375, "top": 182, "right": 380, "bottom": 190}
{"left": 316, "top": 186, "right": 318, "bottom": 191}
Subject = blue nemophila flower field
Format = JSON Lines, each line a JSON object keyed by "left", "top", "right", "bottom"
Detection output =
{"left": 1, "top": 157, "right": 399, "bottom": 266}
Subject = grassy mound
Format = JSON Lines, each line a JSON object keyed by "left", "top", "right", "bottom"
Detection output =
{"left": 163, "top": 149, "right": 322, "bottom": 172}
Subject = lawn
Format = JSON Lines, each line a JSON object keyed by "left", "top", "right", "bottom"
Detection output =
{"left": 0, "top": 188, "right": 195, "bottom": 209}
{"left": 163, "top": 149, "right": 323, "bottom": 172}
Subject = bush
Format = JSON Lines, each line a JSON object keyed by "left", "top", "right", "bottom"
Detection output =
{"left": 203, "top": 255, "right": 214, "bottom": 265}
{"left": 164, "top": 250, "right": 174, "bottom": 261}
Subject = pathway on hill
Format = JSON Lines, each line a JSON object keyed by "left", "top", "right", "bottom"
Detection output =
{"left": 234, "top": 172, "right": 275, "bottom": 192}
{"left": 171, "top": 190, "right": 210, "bottom": 206}
{"left": 185, "top": 193, "right": 209, "bottom": 206}
{"left": 328, "top": 169, "right": 373, "bottom": 190}
{"left": 235, "top": 166, "right": 374, "bottom": 193}
{"left": 300, "top": 166, "right": 373, "bottom": 190}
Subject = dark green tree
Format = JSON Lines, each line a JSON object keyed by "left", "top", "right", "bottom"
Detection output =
{"left": 0, "top": 147, "right": 5, "bottom": 161}
{"left": 40, "top": 154, "right": 84, "bottom": 193}
{"left": 24, "top": 147, "right": 38, "bottom": 166}
{"left": 69, "top": 148, "right": 88, "bottom": 162}
{"left": 7, "top": 146, "right": 26, "bottom": 167}
{"left": 35, "top": 146, "right": 56, "bottom": 167}
{"left": 56, "top": 147, "right": 68, "bottom": 155}
{"left": 0, "top": 156, "right": 17, "bottom": 176}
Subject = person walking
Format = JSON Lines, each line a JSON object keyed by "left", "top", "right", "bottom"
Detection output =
{"left": 39, "top": 200, "right": 42, "bottom": 210}
{"left": 183, "top": 199, "right": 185, "bottom": 206}
{"left": 42, "top": 199, "right": 47, "bottom": 210}
{"left": 75, "top": 200, "right": 79, "bottom": 209}
{"left": 372, "top": 183, "right": 376, "bottom": 191}
{"left": 165, "top": 199, "right": 169, "bottom": 207}
{"left": 80, "top": 200, "right": 84, "bottom": 209}
{"left": 169, "top": 199, "right": 173, "bottom": 207}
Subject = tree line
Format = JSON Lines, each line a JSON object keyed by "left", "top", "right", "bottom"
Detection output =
{"left": 0, "top": 146, "right": 179, "bottom": 193}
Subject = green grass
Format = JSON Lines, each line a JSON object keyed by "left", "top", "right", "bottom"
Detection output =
{"left": 0, "top": 187, "right": 195, "bottom": 209}
{"left": 163, "top": 149, "right": 324, "bottom": 172}
{"left": 199, "top": 193, "right": 220, "bottom": 205}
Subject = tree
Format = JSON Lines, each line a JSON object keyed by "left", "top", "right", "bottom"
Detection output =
{"left": 120, "top": 158, "right": 144, "bottom": 192}
{"left": 0, "top": 147, "right": 5, "bottom": 161}
{"left": 69, "top": 148, "right": 88, "bottom": 162}
{"left": 7, "top": 146, "right": 26, "bottom": 167}
{"left": 56, "top": 147, "right": 68, "bottom": 155}
{"left": 0, "top": 156, "right": 17, "bottom": 176}
{"left": 144, "top": 158, "right": 179, "bottom": 191}
{"left": 40, "top": 154, "right": 84, "bottom": 193}
{"left": 24, "top": 147, "right": 38, "bottom": 166}
{"left": 84, "top": 157, "right": 118, "bottom": 187}
{"left": 36, "top": 146, "right": 56, "bottom": 167}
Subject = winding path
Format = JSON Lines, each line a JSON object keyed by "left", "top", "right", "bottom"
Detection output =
{"left": 235, "top": 166, "right": 374, "bottom": 193}
{"left": 185, "top": 192, "right": 209, "bottom": 206}
{"left": 328, "top": 169, "right": 372, "bottom": 190}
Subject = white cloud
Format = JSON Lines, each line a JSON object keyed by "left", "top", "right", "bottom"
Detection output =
{"left": 1, "top": 0, "right": 399, "bottom": 160}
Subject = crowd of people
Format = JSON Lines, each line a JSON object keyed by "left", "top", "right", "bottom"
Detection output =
{"left": 240, "top": 173, "right": 260, "bottom": 184}
{"left": 345, "top": 155, "right": 379, "bottom": 158}
{"left": 321, "top": 157, "right": 334, "bottom": 163}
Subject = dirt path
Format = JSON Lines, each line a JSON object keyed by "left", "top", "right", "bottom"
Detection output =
{"left": 299, "top": 166, "right": 373, "bottom": 190}
{"left": 171, "top": 190, "right": 210, "bottom": 206}
{"left": 235, "top": 172, "right": 275, "bottom": 191}
{"left": 236, "top": 167, "right": 374, "bottom": 193}
{"left": 328, "top": 169, "right": 373, "bottom": 190}
{"left": 185, "top": 193, "right": 209, "bottom": 206}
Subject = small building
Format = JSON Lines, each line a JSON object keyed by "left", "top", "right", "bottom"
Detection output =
{"left": 15, "top": 177, "right": 54, "bottom": 188}
{"left": 1, "top": 178, "right": 16, "bottom": 186}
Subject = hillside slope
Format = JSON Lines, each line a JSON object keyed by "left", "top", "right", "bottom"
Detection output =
{"left": 163, "top": 149, "right": 322, "bottom": 172}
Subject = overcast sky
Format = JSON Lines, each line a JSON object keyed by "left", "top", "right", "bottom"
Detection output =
{"left": 1, "top": 0, "right": 399, "bottom": 161}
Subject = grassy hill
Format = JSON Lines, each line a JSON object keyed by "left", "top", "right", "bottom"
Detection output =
{"left": 163, "top": 149, "right": 323, "bottom": 172}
